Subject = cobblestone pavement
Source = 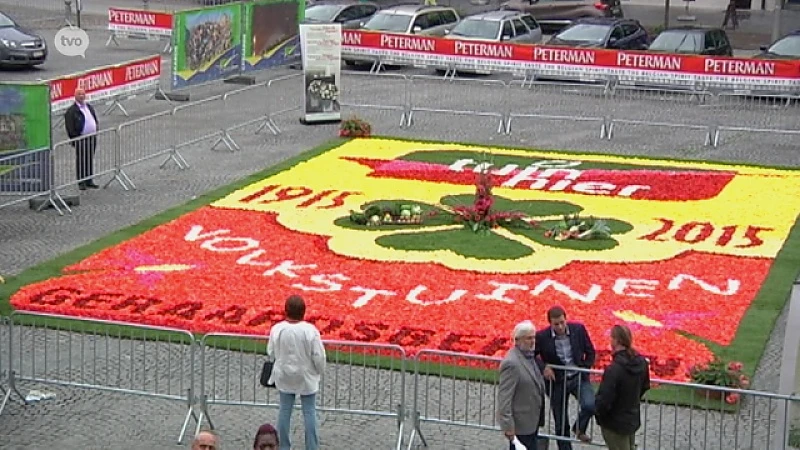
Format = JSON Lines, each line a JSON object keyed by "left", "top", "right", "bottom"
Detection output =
{"left": 1, "top": 4, "right": 800, "bottom": 449}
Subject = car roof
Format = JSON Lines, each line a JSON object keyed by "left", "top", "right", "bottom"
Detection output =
{"left": 463, "top": 10, "right": 529, "bottom": 21}
{"left": 307, "top": 0, "right": 376, "bottom": 6}
{"left": 574, "top": 17, "right": 637, "bottom": 26}
{"left": 378, "top": 4, "right": 454, "bottom": 14}
{"left": 660, "top": 26, "right": 721, "bottom": 33}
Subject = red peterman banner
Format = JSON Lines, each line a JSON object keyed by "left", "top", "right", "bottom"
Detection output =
{"left": 108, "top": 8, "right": 173, "bottom": 37}
{"left": 341, "top": 30, "right": 800, "bottom": 88}
{"left": 49, "top": 55, "right": 162, "bottom": 112}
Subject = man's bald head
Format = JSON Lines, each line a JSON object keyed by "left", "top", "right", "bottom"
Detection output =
{"left": 74, "top": 88, "right": 86, "bottom": 104}
{"left": 191, "top": 431, "right": 219, "bottom": 450}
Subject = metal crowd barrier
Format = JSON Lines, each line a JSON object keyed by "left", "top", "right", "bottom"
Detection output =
{"left": 407, "top": 355, "right": 800, "bottom": 450}
{"left": 198, "top": 333, "right": 407, "bottom": 450}
{"left": 0, "top": 147, "right": 62, "bottom": 212}
{"left": 4, "top": 311, "right": 200, "bottom": 443}
{"left": 7, "top": 68, "right": 800, "bottom": 216}
{"left": 3, "top": 312, "right": 800, "bottom": 448}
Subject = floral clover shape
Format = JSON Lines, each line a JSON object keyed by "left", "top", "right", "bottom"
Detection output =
{"left": 336, "top": 196, "right": 634, "bottom": 260}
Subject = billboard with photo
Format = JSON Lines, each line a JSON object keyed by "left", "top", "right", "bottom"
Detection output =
{"left": 0, "top": 82, "right": 52, "bottom": 192}
{"left": 242, "top": 0, "right": 303, "bottom": 72}
{"left": 171, "top": 4, "right": 243, "bottom": 89}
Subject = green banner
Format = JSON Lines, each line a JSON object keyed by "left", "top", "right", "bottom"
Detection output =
{"left": 0, "top": 83, "right": 50, "bottom": 154}
{"left": 242, "top": 0, "right": 303, "bottom": 72}
{"left": 171, "top": 3, "right": 244, "bottom": 89}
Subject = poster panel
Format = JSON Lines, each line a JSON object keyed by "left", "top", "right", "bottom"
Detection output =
{"left": 299, "top": 23, "right": 341, "bottom": 124}
{"left": 0, "top": 83, "right": 52, "bottom": 192}
{"left": 171, "top": 4, "right": 243, "bottom": 90}
{"left": 242, "top": 0, "right": 302, "bottom": 72}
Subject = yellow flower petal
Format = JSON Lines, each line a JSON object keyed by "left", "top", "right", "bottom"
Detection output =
{"left": 134, "top": 264, "right": 194, "bottom": 273}
{"left": 613, "top": 310, "right": 663, "bottom": 328}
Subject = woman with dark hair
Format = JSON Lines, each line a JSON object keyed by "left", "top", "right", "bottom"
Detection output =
{"left": 595, "top": 325, "right": 651, "bottom": 450}
{"left": 267, "top": 295, "right": 326, "bottom": 450}
{"left": 253, "top": 423, "right": 278, "bottom": 450}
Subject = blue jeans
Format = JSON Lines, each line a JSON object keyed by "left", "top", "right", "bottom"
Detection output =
{"left": 549, "top": 375, "right": 596, "bottom": 450}
{"left": 278, "top": 391, "right": 319, "bottom": 450}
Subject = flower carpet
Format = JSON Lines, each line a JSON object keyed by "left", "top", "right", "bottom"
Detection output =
{"left": 8, "top": 138, "right": 800, "bottom": 382}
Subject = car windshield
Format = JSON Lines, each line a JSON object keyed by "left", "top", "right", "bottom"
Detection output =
{"left": 304, "top": 5, "right": 342, "bottom": 22}
{"left": 363, "top": 13, "right": 411, "bottom": 32}
{"left": 450, "top": 19, "right": 501, "bottom": 40}
{"left": 767, "top": 35, "right": 800, "bottom": 57}
{"left": 0, "top": 12, "right": 16, "bottom": 27}
{"left": 555, "top": 24, "right": 609, "bottom": 43}
{"left": 649, "top": 31, "right": 703, "bottom": 53}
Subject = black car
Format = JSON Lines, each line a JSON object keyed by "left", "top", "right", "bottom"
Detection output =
{"left": 648, "top": 27, "right": 732, "bottom": 56}
{"left": 0, "top": 11, "right": 47, "bottom": 68}
{"left": 304, "top": 1, "right": 379, "bottom": 29}
{"left": 756, "top": 30, "right": 800, "bottom": 60}
{"left": 548, "top": 17, "right": 647, "bottom": 50}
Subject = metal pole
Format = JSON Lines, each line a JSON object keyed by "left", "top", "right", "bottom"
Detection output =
{"left": 76, "top": 0, "right": 82, "bottom": 29}
{"left": 774, "top": 281, "right": 800, "bottom": 450}
{"left": 664, "top": 0, "right": 671, "bottom": 29}
{"left": 770, "top": 0, "right": 783, "bottom": 42}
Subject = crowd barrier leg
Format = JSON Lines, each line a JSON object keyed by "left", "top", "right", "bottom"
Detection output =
{"left": 0, "top": 371, "right": 26, "bottom": 416}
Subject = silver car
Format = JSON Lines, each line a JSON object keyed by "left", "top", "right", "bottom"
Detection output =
{"left": 361, "top": 4, "right": 460, "bottom": 36}
{"left": 446, "top": 10, "right": 542, "bottom": 44}
{"left": 303, "top": 1, "right": 379, "bottom": 29}
{"left": 344, "top": 5, "right": 461, "bottom": 65}
{"left": 439, "top": 11, "right": 541, "bottom": 74}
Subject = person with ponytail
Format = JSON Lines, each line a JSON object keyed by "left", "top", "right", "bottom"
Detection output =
{"left": 595, "top": 325, "right": 651, "bottom": 450}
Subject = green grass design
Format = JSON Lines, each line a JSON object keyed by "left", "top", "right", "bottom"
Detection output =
{"left": 377, "top": 228, "right": 534, "bottom": 260}
{"left": 1, "top": 136, "right": 798, "bottom": 412}
{"left": 0, "top": 165, "right": 14, "bottom": 176}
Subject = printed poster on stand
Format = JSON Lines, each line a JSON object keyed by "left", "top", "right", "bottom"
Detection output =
{"left": 300, "top": 23, "right": 341, "bottom": 124}
{"left": 242, "top": 0, "right": 303, "bottom": 72}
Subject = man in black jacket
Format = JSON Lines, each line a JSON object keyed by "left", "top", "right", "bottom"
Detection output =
{"left": 534, "top": 306, "right": 596, "bottom": 449}
{"left": 64, "top": 88, "right": 99, "bottom": 190}
{"left": 595, "top": 324, "right": 650, "bottom": 450}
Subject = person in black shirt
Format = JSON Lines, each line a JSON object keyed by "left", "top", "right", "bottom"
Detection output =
{"left": 595, "top": 325, "right": 651, "bottom": 450}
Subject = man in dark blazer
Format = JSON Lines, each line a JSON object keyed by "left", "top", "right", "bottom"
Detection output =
{"left": 535, "top": 306, "right": 597, "bottom": 450}
{"left": 64, "top": 88, "right": 100, "bottom": 190}
{"left": 498, "top": 320, "right": 546, "bottom": 450}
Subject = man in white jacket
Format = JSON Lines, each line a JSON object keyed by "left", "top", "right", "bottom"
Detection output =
{"left": 268, "top": 295, "right": 327, "bottom": 450}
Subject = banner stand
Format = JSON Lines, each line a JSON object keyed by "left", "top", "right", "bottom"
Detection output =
{"left": 223, "top": 76, "right": 257, "bottom": 86}
{"left": 151, "top": 86, "right": 189, "bottom": 103}
{"left": 299, "top": 117, "right": 340, "bottom": 126}
{"left": 299, "top": 23, "right": 342, "bottom": 125}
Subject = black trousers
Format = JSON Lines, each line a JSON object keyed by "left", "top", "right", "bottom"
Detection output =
{"left": 510, "top": 431, "right": 540, "bottom": 450}
{"left": 73, "top": 135, "right": 96, "bottom": 182}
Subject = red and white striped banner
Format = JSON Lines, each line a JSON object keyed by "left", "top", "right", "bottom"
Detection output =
{"left": 342, "top": 30, "right": 800, "bottom": 88}
{"left": 49, "top": 55, "right": 162, "bottom": 112}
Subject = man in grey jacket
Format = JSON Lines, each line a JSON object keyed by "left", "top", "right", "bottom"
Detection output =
{"left": 498, "top": 320, "right": 547, "bottom": 450}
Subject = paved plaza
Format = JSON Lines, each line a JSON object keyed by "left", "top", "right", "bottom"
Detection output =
{"left": 1, "top": 2, "right": 800, "bottom": 449}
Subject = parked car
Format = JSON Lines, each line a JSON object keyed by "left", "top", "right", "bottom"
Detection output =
{"left": 446, "top": 10, "right": 542, "bottom": 44}
{"left": 647, "top": 27, "right": 732, "bottom": 56}
{"left": 501, "top": 0, "right": 623, "bottom": 33}
{"left": 0, "top": 10, "right": 47, "bottom": 68}
{"left": 548, "top": 17, "right": 647, "bottom": 50}
{"left": 360, "top": 4, "right": 460, "bottom": 36}
{"left": 439, "top": 10, "right": 542, "bottom": 75}
{"left": 755, "top": 30, "right": 800, "bottom": 60}
{"left": 344, "top": 5, "right": 460, "bottom": 65}
{"left": 303, "top": 1, "right": 379, "bottom": 29}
